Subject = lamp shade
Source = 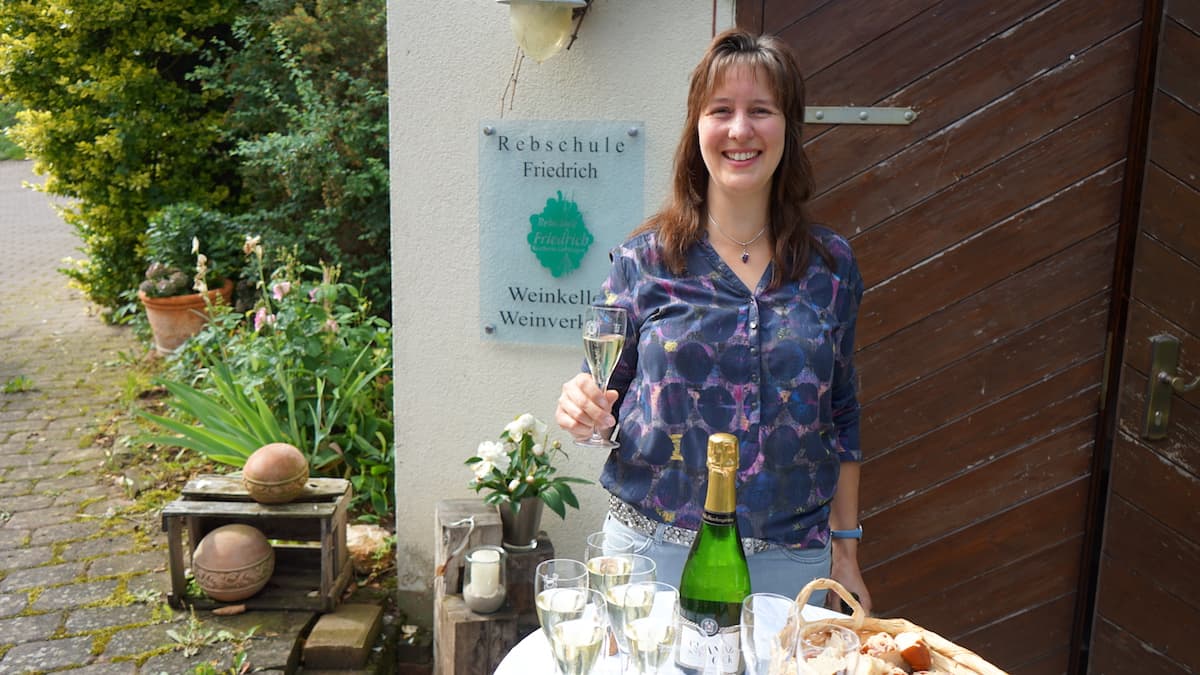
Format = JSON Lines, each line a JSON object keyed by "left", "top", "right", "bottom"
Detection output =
{"left": 497, "top": 0, "right": 587, "bottom": 62}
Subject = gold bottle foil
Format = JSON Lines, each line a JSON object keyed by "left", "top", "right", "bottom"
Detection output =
{"left": 704, "top": 433, "right": 738, "bottom": 515}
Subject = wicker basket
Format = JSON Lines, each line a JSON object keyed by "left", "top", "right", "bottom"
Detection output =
{"left": 770, "top": 578, "right": 1009, "bottom": 675}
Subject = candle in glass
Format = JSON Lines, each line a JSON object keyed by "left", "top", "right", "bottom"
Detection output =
{"left": 464, "top": 546, "right": 507, "bottom": 613}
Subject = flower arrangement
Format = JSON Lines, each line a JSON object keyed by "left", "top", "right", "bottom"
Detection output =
{"left": 466, "top": 414, "right": 590, "bottom": 519}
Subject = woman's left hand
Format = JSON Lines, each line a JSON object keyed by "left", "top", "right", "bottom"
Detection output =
{"left": 829, "top": 540, "right": 873, "bottom": 615}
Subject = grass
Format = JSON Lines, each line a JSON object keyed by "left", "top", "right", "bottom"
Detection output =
{"left": 2, "top": 375, "right": 35, "bottom": 393}
{"left": 0, "top": 100, "right": 25, "bottom": 161}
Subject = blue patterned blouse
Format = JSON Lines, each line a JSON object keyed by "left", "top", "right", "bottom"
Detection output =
{"left": 596, "top": 226, "right": 863, "bottom": 549}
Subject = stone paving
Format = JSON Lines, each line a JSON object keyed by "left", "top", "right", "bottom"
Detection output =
{"left": 0, "top": 160, "right": 312, "bottom": 674}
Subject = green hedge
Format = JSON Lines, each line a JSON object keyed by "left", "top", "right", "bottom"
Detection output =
{"left": 0, "top": 0, "right": 390, "bottom": 316}
{"left": 0, "top": 0, "right": 241, "bottom": 310}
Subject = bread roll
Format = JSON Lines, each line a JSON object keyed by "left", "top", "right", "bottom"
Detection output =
{"left": 895, "top": 632, "right": 932, "bottom": 671}
{"left": 861, "top": 632, "right": 910, "bottom": 672}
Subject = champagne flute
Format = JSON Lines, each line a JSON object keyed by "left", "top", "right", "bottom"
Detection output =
{"left": 578, "top": 305, "right": 627, "bottom": 448}
{"left": 584, "top": 531, "right": 634, "bottom": 562}
{"left": 620, "top": 581, "right": 679, "bottom": 674}
{"left": 600, "top": 554, "right": 656, "bottom": 654}
{"left": 536, "top": 559, "right": 590, "bottom": 641}
{"left": 740, "top": 593, "right": 797, "bottom": 675}
{"left": 544, "top": 587, "right": 609, "bottom": 675}
{"left": 795, "top": 623, "right": 860, "bottom": 675}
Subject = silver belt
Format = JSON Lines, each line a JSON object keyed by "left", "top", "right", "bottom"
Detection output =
{"left": 608, "top": 495, "right": 774, "bottom": 555}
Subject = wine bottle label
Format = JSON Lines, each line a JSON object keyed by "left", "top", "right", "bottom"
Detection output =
{"left": 676, "top": 615, "right": 741, "bottom": 673}
{"left": 702, "top": 509, "right": 735, "bottom": 526}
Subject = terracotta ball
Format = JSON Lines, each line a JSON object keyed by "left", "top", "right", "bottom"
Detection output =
{"left": 242, "top": 442, "right": 309, "bottom": 504}
{"left": 191, "top": 524, "right": 275, "bottom": 602}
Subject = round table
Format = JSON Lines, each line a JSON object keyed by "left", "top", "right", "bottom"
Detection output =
{"left": 495, "top": 604, "right": 847, "bottom": 674}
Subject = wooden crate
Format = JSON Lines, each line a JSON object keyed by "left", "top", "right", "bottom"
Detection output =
{"left": 436, "top": 595, "right": 518, "bottom": 675}
{"left": 161, "top": 474, "right": 353, "bottom": 611}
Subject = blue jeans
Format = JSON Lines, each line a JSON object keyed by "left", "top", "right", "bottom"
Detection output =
{"left": 602, "top": 513, "right": 831, "bottom": 606}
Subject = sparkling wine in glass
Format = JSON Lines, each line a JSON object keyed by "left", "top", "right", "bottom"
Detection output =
{"left": 545, "top": 588, "right": 608, "bottom": 675}
{"left": 578, "top": 305, "right": 627, "bottom": 449}
{"left": 600, "top": 554, "right": 656, "bottom": 653}
{"left": 535, "top": 559, "right": 590, "bottom": 641}
{"left": 620, "top": 581, "right": 679, "bottom": 674}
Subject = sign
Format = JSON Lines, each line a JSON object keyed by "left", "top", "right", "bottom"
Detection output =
{"left": 479, "top": 120, "right": 645, "bottom": 344}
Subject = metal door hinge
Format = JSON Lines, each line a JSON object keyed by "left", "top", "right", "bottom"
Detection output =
{"left": 804, "top": 107, "right": 918, "bottom": 125}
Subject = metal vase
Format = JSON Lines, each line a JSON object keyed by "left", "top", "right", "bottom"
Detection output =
{"left": 499, "top": 497, "right": 543, "bottom": 550}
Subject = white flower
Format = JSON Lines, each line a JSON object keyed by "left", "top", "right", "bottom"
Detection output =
{"left": 505, "top": 413, "right": 536, "bottom": 440}
{"left": 471, "top": 460, "right": 494, "bottom": 479}
{"left": 507, "top": 478, "right": 521, "bottom": 491}
{"left": 532, "top": 443, "right": 544, "bottom": 457}
{"left": 191, "top": 237, "right": 200, "bottom": 255}
{"left": 475, "top": 441, "right": 511, "bottom": 474}
{"left": 525, "top": 474, "right": 536, "bottom": 484}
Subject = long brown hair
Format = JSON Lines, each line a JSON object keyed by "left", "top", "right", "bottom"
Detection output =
{"left": 633, "top": 29, "right": 831, "bottom": 286}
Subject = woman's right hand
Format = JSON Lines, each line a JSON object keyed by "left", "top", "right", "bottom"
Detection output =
{"left": 555, "top": 372, "right": 619, "bottom": 443}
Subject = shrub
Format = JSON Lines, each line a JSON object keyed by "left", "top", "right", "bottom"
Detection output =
{"left": 193, "top": 0, "right": 391, "bottom": 315}
{"left": 137, "top": 203, "right": 247, "bottom": 298}
{"left": 0, "top": 0, "right": 241, "bottom": 310}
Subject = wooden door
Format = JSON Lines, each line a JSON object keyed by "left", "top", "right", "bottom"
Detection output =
{"left": 1086, "top": 1, "right": 1200, "bottom": 673}
{"left": 737, "top": 2, "right": 1146, "bottom": 672}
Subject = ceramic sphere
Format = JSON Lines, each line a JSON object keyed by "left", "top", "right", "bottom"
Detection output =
{"left": 192, "top": 524, "right": 275, "bottom": 602}
{"left": 242, "top": 442, "right": 309, "bottom": 504}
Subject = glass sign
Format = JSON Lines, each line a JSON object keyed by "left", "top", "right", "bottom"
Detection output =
{"left": 478, "top": 120, "right": 645, "bottom": 344}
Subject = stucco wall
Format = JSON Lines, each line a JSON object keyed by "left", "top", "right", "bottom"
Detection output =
{"left": 387, "top": 0, "right": 735, "bottom": 621}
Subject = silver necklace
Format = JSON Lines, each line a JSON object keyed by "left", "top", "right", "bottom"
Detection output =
{"left": 708, "top": 213, "right": 767, "bottom": 264}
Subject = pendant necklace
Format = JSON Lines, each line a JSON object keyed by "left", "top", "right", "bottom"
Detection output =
{"left": 708, "top": 213, "right": 767, "bottom": 264}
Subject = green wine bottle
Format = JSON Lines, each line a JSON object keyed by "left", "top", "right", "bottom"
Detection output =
{"left": 676, "top": 432, "right": 751, "bottom": 674}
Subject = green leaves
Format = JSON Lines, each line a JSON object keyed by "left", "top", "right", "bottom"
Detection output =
{"left": 137, "top": 362, "right": 284, "bottom": 467}
{"left": 145, "top": 261, "right": 394, "bottom": 520}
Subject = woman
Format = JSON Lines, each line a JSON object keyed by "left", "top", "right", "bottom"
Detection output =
{"left": 555, "top": 29, "right": 872, "bottom": 612}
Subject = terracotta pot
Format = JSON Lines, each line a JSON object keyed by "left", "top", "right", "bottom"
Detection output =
{"left": 499, "top": 496, "right": 544, "bottom": 550}
{"left": 138, "top": 278, "right": 234, "bottom": 355}
{"left": 242, "top": 442, "right": 310, "bottom": 504}
{"left": 192, "top": 523, "right": 275, "bottom": 602}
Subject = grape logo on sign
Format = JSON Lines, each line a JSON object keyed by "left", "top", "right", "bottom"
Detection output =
{"left": 527, "top": 191, "right": 594, "bottom": 277}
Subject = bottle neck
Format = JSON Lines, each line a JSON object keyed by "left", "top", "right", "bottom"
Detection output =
{"left": 703, "top": 466, "right": 737, "bottom": 519}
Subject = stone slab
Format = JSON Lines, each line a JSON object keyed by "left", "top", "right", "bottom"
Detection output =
{"left": 31, "top": 578, "right": 119, "bottom": 611}
{"left": 0, "top": 611, "right": 66, "bottom": 645}
{"left": 302, "top": 603, "right": 384, "bottom": 670}
{"left": 0, "top": 635, "right": 95, "bottom": 671}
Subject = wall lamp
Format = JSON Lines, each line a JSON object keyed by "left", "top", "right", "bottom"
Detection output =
{"left": 496, "top": 0, "right": 591, "bottom": 63}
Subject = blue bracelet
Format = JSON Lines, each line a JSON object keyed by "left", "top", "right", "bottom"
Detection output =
{"left": 830, "top": 525, "right": 863, "bottom": 540}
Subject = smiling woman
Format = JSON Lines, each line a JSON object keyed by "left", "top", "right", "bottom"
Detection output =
{"left": 555, "top": 29, "right": 872, "bottom": 616}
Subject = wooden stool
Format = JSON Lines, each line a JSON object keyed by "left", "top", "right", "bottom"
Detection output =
{"left": 161, "top": 474, "right": 352, "bottom": 611}
{"left": 433, "top": 500, "right": 557, "bottom": 674}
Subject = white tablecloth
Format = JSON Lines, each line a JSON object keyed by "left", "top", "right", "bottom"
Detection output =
{"left": 495, "top": 604, "right": 846, "bottom": 674}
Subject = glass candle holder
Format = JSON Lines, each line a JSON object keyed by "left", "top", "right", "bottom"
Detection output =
{"left": 463, "top": 545, "right": 507, "bottom": 614}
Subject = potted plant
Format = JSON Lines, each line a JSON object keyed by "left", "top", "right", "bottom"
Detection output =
{"left": 138, "top": 203, "right": 241, "bottom": 355}
{"left": 466, "top": 413, "right": 591, "bottom": 550}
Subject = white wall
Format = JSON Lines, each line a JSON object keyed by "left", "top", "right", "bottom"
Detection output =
{"left": 387, "top": 0, "right": 735, "bottom": 622}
